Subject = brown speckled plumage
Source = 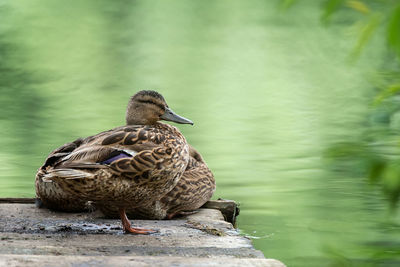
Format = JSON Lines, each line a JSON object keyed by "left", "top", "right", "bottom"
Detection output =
{"left": 99, "top": 145, "right": 215, "bottom": 219}
{"left": 36, "top": 123, "right": 189, "bottom": 207}
{"left": 35, "top": 90, "right": 215, "bottom": 234}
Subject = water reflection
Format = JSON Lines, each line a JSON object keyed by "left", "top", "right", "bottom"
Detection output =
{"left": 0, "top": 0, "right": 399, "bottom": 266}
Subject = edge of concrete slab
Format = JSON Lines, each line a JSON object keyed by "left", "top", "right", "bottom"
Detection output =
{"left": 1, "top": 255, "right": 285, "bottom": 267}
{"left": 0, "top": 200, "right": 286, "bottom": 267}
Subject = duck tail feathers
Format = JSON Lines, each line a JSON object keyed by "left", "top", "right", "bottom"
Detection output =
{"left": 42, "top": 168, "right": 94, "bottom": 182}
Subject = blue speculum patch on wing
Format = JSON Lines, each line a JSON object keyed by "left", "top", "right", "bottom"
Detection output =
{"left": 101, "top": 152, "right": 132, "bottom": 164}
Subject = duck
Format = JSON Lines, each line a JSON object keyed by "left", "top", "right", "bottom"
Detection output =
{"left": 35, "top": 90, "right": 213, "bottom": 234}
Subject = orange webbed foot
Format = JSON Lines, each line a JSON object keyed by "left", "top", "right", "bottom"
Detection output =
{"left": 118, "top": 208, "right": 158, "bottom": 235}
{"left": 124, "top": 227, "right": 158, "bottom": 235}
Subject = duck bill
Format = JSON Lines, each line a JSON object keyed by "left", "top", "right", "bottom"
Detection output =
{"left": 161, "top": 107, "right": 193, "bottom": 125}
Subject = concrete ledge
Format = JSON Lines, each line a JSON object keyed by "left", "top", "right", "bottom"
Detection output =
{"left": 0, "top": 202, "right": 285, "bottom": 266}
{"left": 1, "top": 255, "right": 285, "bottom": 267}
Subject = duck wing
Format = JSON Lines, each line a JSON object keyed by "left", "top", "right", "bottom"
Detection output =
{"left": 42, "top": 125, "right": 178, "bottom": 183}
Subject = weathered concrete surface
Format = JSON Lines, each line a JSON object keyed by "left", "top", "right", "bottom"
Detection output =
{"left": 1, "top": 255, "right": 284, "bottom": 267}
{"left": 0, "top": 203, "right": 285, "bottom": 267}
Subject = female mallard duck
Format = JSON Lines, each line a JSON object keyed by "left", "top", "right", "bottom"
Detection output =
{"left": 35, "top": 90, "right": 215, "bottom": 234}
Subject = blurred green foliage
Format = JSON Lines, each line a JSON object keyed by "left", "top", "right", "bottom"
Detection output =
{"left": 315, "top": 0, "right": 400, "bottom": 208}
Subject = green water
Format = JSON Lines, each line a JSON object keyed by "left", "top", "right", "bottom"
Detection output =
{"left": 1, "top": 0, "right": 399, "bottom": 266}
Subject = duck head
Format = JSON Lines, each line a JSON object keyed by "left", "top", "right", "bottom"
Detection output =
{"left": 126, "top": 90, "right": 193, "bottom": 125}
